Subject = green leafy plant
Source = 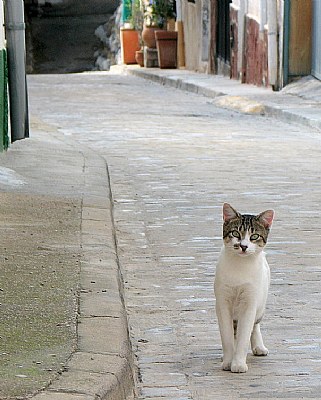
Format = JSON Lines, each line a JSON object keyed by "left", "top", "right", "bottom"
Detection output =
{"left": 130, "top": 0, "right": 144, "bottom": 31}
{"left": 144, "top": 0, "right": 176, "bottom": 28}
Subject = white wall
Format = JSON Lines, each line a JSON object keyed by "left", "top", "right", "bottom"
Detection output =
{"left": 231, "top": 0, "right": 270, "bottom": 78}
{"left": 277, "top": 0, "right": 285, "bottom": 86}
{"left": 246, "top": 0, "right": 268, "bottom": 28}
{"left": 182, "top": 0, "right": 209, "bottom": 72}
{"left": 0, "top": 0, "right": 5, "bottom": 50}
{"left": 247, "top": 0, "right": 260, "bottom": 19}
{"left": 232, "top": 0, "right": 242, "bottom": 8}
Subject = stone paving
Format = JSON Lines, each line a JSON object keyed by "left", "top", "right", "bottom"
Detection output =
{"left": 28, "top": 72, "right": 321, "bottom": 399}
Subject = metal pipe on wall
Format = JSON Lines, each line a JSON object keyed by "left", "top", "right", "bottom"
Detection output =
{"left": 267, "top": 0, "right": 279, "bottom": 90}
{"left": 5, "top": 0, "right": 29, "bottom": 142}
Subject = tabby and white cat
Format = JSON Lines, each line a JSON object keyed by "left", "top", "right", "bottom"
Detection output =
{"left": 214, "top": 203, "right": 274, "bottom": 373}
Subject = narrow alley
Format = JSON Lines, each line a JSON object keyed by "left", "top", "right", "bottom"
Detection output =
{"left": 28, "top": 71, "right": 321, "bottom": 399}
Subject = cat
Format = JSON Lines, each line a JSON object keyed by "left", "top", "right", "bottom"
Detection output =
{"left": 214, "top": 203, "right": 274, "bottom": 373}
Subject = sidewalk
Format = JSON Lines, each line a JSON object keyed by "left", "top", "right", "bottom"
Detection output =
{"left": 0, "top": 118, "right": 135, "bottom": 399}
{"left": 123, "top": 66, "right": 321, "bottom": 132}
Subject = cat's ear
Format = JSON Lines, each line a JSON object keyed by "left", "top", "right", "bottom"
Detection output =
{"left": 223, "top": 203, "right": 240, "bottom": 222}
{"left": 258, "top": 210, "right": 274, "bottom": 229}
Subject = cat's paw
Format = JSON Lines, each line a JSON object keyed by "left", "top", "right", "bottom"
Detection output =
{"left": 231, "top": 361, "right": 248, "bottom": 373}
{"left": 252, "top": 346, "right": 269, "bottom": 356}
{"left": 221, "top": 360, "right": 232, "bottom": 371}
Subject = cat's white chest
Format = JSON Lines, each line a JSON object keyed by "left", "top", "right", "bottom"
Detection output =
{"left": 214, "top": 247, "right": 270, "bottom": 318}
{"left": 215, "top": 247, "right": 269, "bottom": 281}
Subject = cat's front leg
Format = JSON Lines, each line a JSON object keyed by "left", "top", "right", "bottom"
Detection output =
{"left": 216, "top": 302, "right": 234, "bottom": 370}
{"left": 232, "top": 309, "right": 256, "bottom": 373}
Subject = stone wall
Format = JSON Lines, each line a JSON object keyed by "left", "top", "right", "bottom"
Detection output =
{"left": 94, "top": 6, "right": 122, "bottom": 70}
{"left": 25, "top": 0, "right": 120, "bottom": 73}
{"left": 31, "top": 0, "right": 119, "bottom": 16}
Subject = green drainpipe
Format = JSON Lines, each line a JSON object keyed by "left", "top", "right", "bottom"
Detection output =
{"left": 0, "top": 48, "right": 9, "bottom": 151}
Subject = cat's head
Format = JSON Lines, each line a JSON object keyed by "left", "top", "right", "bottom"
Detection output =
{"left": 222, "top": 203, "right": 274, "bottom": 257}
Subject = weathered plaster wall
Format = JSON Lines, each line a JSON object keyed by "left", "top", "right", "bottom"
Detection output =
{"left": 230, "top": 0, "right": 269, "bottom": 86}
{"left": 247, "top": 0, "right": 260, "bottom": 19}
{"left": 0, "top": 0, "right": 4, "bottom": 49}
{"left": 181, "top": 0, "right": 209, "bottom": 72}
{"left": 242, "top": 14, "right": 268, "bottom": 86}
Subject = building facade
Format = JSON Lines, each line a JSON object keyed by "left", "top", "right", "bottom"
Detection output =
{"left": 180, "top": 0, "right": 320, "bottom": 90}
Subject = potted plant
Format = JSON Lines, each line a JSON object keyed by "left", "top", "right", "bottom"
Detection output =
{"left": 145, "top": 0, "right": 176, "bottom": 28}
{"left": 155, "top": 29, "right": 178, "bottom": 68}
{"left": 130, "top": 0, "right": 145, "bottom": 66}
{"left": 120, "top": 0, "right": 141, "bottom": 64}
{"left": 142, "top": 0, "right": 176, "bottom": 48}
{"left": 120, "top": 25, "right": 140, "bottom": 65}
{"left": 150, "top": 0, "right": 177, "bottom": 68}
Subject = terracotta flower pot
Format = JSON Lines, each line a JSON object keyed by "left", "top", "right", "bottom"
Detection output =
{"left": 155, "top": 30, "right": 178, "bottom": 69}
{"left": 135, "top": 50, "right": 144, "bottom": 67}
{"left": 142, "top": 26, "right": 161, "bottom": 49}
{"left": 120, "top": 28, "right": 140, "bottom": 64}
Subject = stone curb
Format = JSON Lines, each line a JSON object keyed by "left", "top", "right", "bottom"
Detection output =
{"left": 125, "top": 67, "right": 224, "bottom": 98}
{"left": 263, "top": 104, "right": 321, "bottom": 132}
{"left": 32, "top": 134, "right": 136, "bottom": 400}
{"left": 125, "top": 66, "right": 321, "bottom": 132}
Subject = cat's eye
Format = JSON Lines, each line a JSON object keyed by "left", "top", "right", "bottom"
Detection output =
{"left": 231, "top": 230, "right": 241, "bottom": 239}
{"left": 250, "top": 234, "right": 260, "bottom": 241}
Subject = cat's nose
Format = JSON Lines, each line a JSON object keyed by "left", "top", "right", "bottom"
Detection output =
{"left": 240, "top": 244, "right": 248, "bottom": 252}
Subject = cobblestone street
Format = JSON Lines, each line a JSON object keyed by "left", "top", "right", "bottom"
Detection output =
{"left": 29, "top": 72, "right": 321, "bottom": 399}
